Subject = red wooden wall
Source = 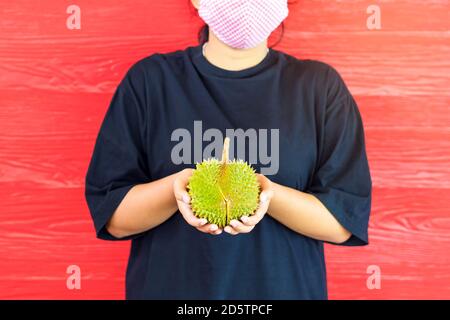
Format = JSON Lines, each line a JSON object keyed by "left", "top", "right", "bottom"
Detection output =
{"left": 1, "top": 0, "right": 449, "bottom": 299}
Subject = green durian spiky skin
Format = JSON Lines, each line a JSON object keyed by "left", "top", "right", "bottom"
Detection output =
{"left": 187, "top": 158, "right": 260, "bottom": 228}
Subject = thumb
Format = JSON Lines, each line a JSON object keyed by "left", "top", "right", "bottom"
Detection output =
{"left": 260, "top": 189, "right": 274, "bottom": 203}
{"left": 179, "top": 192, "right": 191, "bottom": 204}
{"left": 174, "top": 188, "right": 191, "bottom": 204}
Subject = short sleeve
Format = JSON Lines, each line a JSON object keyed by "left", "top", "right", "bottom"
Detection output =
{"left": 306, "top": 66, "right": 372, "bottom": 246}
{"left": 84, "top": 63, "right": 151, "bottom": 241}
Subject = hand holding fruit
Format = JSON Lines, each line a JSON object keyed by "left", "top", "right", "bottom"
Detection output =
{"left": 223, "top": 173, "right": 273, "bottom": 235}
{"left": 173, "top": 137, "right": 274, "bottom": 235}
{"left": 173, "top": 168, "right": 223, "bottom": 235}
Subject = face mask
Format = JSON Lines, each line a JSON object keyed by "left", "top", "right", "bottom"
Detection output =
{"left": 198, "top": 0, "right": 289, "bottom": 49}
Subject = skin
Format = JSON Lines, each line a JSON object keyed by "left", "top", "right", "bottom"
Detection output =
{"left": 106, "top": 0, "right": 352, "bottom": 243}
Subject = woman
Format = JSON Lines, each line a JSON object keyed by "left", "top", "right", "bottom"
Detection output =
{"left": 85, "top": 0, "right": 372, "bottom": 299}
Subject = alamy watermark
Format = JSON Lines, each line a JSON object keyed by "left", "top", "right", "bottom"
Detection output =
{"left": 66, "top": 5, "right": 81, "bottom": 30}
{"left": 66, "top": 264, "right": 81, "bottom": 290}
{"left": 171, "top": 121, "right": 280, "bottom": 175}
{"left": 367, "top": 4, "right": 382, "bottom": 30}
{"left": 366, "top": 265, "right": 381, "bottom": 290}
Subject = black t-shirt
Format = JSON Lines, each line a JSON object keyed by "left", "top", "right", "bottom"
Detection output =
{"left": 84, "top": 44, "right": 372, "bottom": 299}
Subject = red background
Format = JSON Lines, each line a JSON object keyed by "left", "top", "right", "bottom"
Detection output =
{"left": 1, "top": 0, "right": 449, "bottom": 299}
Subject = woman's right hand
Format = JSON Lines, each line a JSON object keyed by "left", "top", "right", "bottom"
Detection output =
{"left": 173, "top": 168, "right": 223, "bottom": 235}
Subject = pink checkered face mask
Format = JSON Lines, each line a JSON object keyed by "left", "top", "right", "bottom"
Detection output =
{"left": 198, "top": 0, "right": 289, "bottom": 49}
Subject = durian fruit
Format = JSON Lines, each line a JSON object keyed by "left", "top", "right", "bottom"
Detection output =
{"left": 187, "top": 137, "right": 261, "bottom": 228}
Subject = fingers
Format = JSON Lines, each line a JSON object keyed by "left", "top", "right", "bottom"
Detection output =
{"left": 225, "top": 176, "right": 275, "bottom": 235}
{"left": 174, "top": 184, "right": 207, "bottom": 228}
{"left": 224, "top": 219, "right": 254, "bottom": 235}
{"left": 178, "top": 200, "right": 222, "bottom": 234}
{"left": 224, "top": 226, "right": 239, "bottom": 235}
{"left": 174, "top": 175, "right": 222, "bottom": 234}
{"left": 174, "top": 169, "right": 211, "bottom": 230}
{"left": 224, "top": 192, "right": 267, "bottom": 235}
{"left": 256, "top": 174, "right": 275, "bottom": 205}
{"left": 175, "top": 170, "right": 274, "bottom": 236}
{"left": 178, "top": 200, "right": 208, "bottom": 228}
{"left": 176, "top": 192, "right": 222, "bottom": 235}
{"left": 197, "top": 223, "right": 223, "bottom": 235}
{"left": 173, "top": 172, "right": 190, "bottom": 204}
{"left": 239, "top": 190, "right": 272, "bottom": 227}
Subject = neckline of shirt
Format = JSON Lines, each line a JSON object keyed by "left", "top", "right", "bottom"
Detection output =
{"left": 191, "top": 43, "right": 279, "bottom": 79}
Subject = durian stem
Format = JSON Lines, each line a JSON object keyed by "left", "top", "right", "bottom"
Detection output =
{"left": 221, "top": 137, "right": 230, "bottom": 164}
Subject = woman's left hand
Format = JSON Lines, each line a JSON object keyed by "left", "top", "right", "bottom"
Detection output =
{"left": 224, "top": 173, "right": 275, "bottom": 235}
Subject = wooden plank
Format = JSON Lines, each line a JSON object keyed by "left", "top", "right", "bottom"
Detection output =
{"left": 326, "top": 187, "right": 450, "bottom": 299}
{"left": 287, "top": 0, "right": 450, "bottom": 32}
{"left": 1, "top": 91, "right": 449, "bottom": 131}
{"left": 280, "top": 32, "right": 450, "bottom": 96}
{"left": 1, "top": 185, "right": 449, "bottom": 299}
{"left": 1, "top": 0, "right": 448, "bottom": 37}
{"left": 1, "top": 90, "right": 449, "bottom": 189}
{"left": 357, "top": 95, "right": 450, "bottom": 129}
{"left": 0, "top": 182, "right": 129, "bottom": 299}
{"left": 1, "top": 33, "right": 448, "bottom": 96}
{"left": 0, "top": 0, "right": 448, "bottom": 300}
{"left": 365, "top": 128, "right": 450, "bottom": 188}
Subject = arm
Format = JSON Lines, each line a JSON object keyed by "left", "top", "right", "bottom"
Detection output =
{"left": 106, "top": 169, "right": 223, "bottom": 239}
{"left": 267, "top": 181, "right": 352, "bottom": 244}
{"left": 105, "top": 172, "right": 179, "bottom": 238}
{"left": 229, "top": 67, "right": 372, "bottom": 243}
{"left": 226, "top": 174, "right": 351, "bottom": 244}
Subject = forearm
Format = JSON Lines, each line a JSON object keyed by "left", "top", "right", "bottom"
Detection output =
{"left": 106, "top": 172, "right": 180, "bottom": 238}
{"left": 267, "top": 182, "right": 351, "bottom": 244}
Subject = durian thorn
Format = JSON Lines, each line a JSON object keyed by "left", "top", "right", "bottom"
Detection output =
{"left": 221, "top": 137, "right": 230, "bottom": 164}
{"left": 219, "top": 136, "right": 231, "bottom": 225}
